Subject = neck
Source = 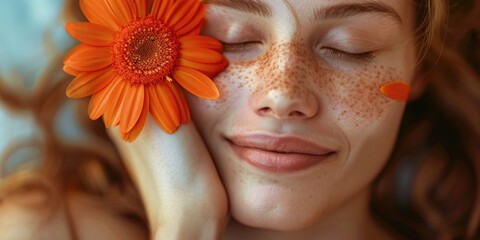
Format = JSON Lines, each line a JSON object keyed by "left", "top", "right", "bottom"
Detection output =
{"left": 223, "top": 189, "right": 394, "bottom": 240}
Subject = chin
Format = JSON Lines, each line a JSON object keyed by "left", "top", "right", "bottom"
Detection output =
{"left": 227, "top": 184, "right": 332, "bottom": 231}
{"left": 231, "top": 204, "right": 325, "bottom": 231}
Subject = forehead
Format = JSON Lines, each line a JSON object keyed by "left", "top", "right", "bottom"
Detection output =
{"left": 204, "top": 0, "right": 412, "bottom": 27}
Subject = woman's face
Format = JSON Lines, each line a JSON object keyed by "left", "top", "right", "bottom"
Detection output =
{"left": 188, "top": 0, "right": 416, "bottom": 230}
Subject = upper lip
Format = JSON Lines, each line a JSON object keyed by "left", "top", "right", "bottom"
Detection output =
{"left": 227, "top": 134, "right": 335, "bottom": 155}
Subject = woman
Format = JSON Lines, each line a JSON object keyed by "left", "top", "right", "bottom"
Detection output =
{"left": 0, "top": 0, "right": 478, "bottom": 239}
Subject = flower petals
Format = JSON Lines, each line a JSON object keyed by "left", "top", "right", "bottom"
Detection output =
{"left": 66, "top": 0, "right": 229, "bottom": 141}
{"left": 66, "top": 22, "right": 113, "bottom": 46}
{"left": 79, "top": 0, "right": 120, "bottom": 30}
{"left": 173, "top": 1, "right": 205, "bottom": 36}
{"left": 88, "top": 77, "right": 121, "bottom": 120}
{"left": 64, "top": 45, "right": 112, "bottom": 72}
{"left": 120, "top": 85, "right": 145, "bottom": 133}
{"left": 166, "top": 82, "right": 190, "bottom": 124}
{"left": 153, "top": 83, "right": 180, "bottom": 126}
{"left": 63, "top": 66, "right": 82, "bottom": 76}
{"left": 165, "top": 0, "right": 198, "bottom": 28}
{"left": 181, "top": 19, "right": 204, "bottom": 37}
{"left": 66, "top": 68, "right": 116, "bottom": 98}
{"left": 134, "top": 0, "right": 149, "bottom": 18}
{"left": 180, "top": 35, "right": 223, "bottom": 52}
{"left": 104, "top": 0, "right": 137, "bottom": 24}
{"left": 63, "top": 44, "right": 89, "bottom": 63}
{"left": 180, "top": 58, "right": 226, "bottom": 78}
{"left": 103, "top": 79, "right": 127, "bottom": 128}
{"left": 181, "top": 48, "right": 224, "bottom": 64}
{"left": 151, "top": 0, "right": 173, "bottom": 20}
{"left": 156, "top": 82, "right": 180, "bottom": 126}
{"left": 174, "top": 66, "right": 220, "bottom": 99}
{"left": 121, "top": 92, "right": 149, "bottom": 142}
{"left": 148, "top": 84, "right": 178, "bottom": 133}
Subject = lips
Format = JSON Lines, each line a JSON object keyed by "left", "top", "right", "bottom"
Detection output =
{"left": 227, "top": 134, "right": 335, "bottom": 173}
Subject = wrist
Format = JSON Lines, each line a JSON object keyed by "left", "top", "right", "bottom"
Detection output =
{"left": 152, "top": 214, "right": 227, "bottom": 240}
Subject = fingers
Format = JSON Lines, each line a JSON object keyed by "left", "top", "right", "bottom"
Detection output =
{"left": 107, "top": 116, "right": 229, "bottom": 238}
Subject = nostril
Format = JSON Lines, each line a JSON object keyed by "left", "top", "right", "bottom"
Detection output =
{"left": 289, "top": 111, "right": 305, "bottom": 117}
{"left": 252, "top": 89, "right": 319, "bottom": 119}
{"left": 258, "top": 107, "right": 271, "bottom": 114}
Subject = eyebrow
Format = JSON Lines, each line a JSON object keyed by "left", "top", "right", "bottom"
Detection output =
{"left": 312, "top": 1, "right": 403, "bottom": 24}
{"left": 203, "top": 0, "right": 272, "bottom": 18}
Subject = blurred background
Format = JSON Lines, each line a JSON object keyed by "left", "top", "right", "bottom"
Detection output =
{"left": 0, "top": 1, "right": 479, "bottom": 239}
{"left": 0, "top": 0, "right": 84, "bottom": 177}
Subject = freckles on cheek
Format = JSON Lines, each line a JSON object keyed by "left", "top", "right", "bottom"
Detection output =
{"left": 318, "top": 65, "right": 404, "bottom": 127}
{"left": 198, "top": 63, "right": 256, "bottom": 111}
{"left": 211, "top": 42, "right": 320, "bottom": 102}
{"left": 202, "top": 41, "right": 408, "bottom": 127}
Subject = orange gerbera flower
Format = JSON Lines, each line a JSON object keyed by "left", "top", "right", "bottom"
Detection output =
{"left": 64, "top": 0, "right": 227, "bottom": 142}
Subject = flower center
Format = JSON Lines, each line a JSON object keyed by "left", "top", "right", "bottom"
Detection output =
{"left": 111, "top": 17, "right": 180, "bottom": 86}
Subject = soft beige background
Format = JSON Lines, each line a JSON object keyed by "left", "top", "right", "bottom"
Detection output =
{"left": 0, "top": 0, "right": 80, "bottom": 175}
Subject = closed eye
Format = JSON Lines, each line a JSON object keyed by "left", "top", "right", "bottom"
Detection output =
{"left": 222, "top": 41, "right": 262, "bottom": 52}
{"left": 321, "top": 47, "right": 376, "bottom": 62}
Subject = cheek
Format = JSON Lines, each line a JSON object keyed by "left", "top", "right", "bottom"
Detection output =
{"left": 208, "top": 42, "right": 318, "bottom": 105}
{"left": 192, "top": 41, "right": 407, "bottom": 131}
{"left": 320, "top": 65, "right": 401, "bottom": 128}
{"left": 186, "top": 62, "right": 256, "bottom": 126}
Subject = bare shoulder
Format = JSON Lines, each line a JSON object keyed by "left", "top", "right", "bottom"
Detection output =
{"left": 0, "top": 191, "right": 68, "bottom": 240}
{"left": 69, "top": 191, "right": 149, "bottom": 240}
{"left": 0, "top": 191, "right": 148, "bottom": 240}
{"left": 0, "top": 199, "right": 40, "bottom": 239}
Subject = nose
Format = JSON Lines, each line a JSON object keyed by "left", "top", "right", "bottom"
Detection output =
{"left": 251, "top": 43, "right": 319, "bottom": 120}
{"left": 254, "top": 89, "right": 319, "bottom": 119}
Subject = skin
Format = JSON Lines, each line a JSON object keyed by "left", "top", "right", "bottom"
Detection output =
{"left": 0, "top": 0, "right": 419, "bottom": 239}
{"left": 0, "top": 0, "right": 426, "bottom": 240}
{"left": 108, "top": 0, "right": 419, "bottom": 239}
{"left": 188, "top": 0, "right": 417, "bottom": 238}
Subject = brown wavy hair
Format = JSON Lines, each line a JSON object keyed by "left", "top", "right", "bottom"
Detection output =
{"left": 372, "top": 0, "right": 480, "bottom": 239}
{"left": 0, "top": 0, "right": 478, "bottom": 239}
{"left": 0, "top": 0, "right": 147, "bottom": 239}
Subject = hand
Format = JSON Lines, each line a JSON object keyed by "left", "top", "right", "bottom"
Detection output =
{"left": 108, "top": 117, "right": 229, "bottom": 240}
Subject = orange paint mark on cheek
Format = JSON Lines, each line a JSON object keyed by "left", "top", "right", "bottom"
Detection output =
{"left": 319, "top": 65, "right": 402, "bottom": 127}
{"left": 380, "top": 81, "right": 410, "bottom": 102}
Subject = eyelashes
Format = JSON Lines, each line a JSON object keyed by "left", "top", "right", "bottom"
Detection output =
{"left": 221, "top": 41, "right": 377, "bottom": 63}
{"left": 221, "top": 41, "right": 262, "bottom": 52}
{"left": 319, "top": 47, "right": 376, "bottom": 63}
{"left": 209, "top": 23, "right": 380, "bottom": 64}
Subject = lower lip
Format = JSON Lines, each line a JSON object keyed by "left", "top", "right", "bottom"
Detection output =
{"left": 230, "top": 143, "right": 331, "bottom": 173}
